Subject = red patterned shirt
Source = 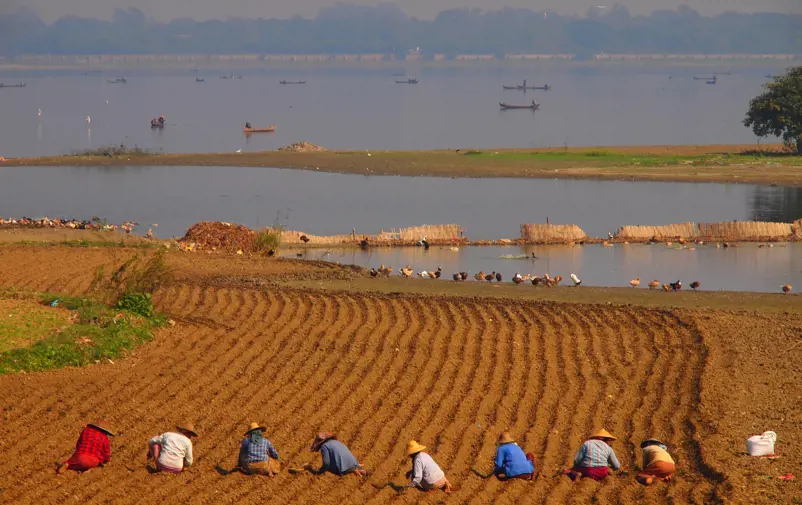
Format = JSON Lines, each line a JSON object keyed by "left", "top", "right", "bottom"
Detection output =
{"left": 73, "top": 426, "right": 111, "bottom": 464}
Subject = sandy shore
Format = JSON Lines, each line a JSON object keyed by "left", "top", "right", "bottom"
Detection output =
{"left": 5, "top": 144, "right": 802, "bottom": 186}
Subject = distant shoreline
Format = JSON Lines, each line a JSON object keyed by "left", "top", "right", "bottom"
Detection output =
{"left": 5, "top": 144, "right": 802, "bottom": 186}
{"left": 0, "top": 57, "right": 794, "bottom": 72}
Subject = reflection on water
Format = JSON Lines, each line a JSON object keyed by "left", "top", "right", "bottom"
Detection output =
{"left": 289, "top": 243, "right": 801, "bottom": 293}
{"left": 751, "top": 186, "right": 802, "bottom": 224}
{"left": 1, "top": 166, "right": 800, "bottom": 240}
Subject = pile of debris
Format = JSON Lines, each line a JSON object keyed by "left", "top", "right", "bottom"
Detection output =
{"left": 180, "top": 221, "right": 257, "bottom": 252}
{"left": 0, "top": 216, "right": 132, "bottom": 232}
{"left": 278, "top": 141, "right": 327, "bottom": 153}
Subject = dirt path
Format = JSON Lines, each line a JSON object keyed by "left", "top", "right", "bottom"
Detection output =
{"left": 0, "top": 246, "right": 798, "bottom": 504}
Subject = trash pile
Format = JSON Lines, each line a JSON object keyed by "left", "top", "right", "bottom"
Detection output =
{"left": 0, "top": 216, "right": 130, "bottom": 231}
{"left": 180, "top": 221, "right": 257, "bottom": 252}
{"left": 278, "top": 141, "right": 327, "bottom": 153}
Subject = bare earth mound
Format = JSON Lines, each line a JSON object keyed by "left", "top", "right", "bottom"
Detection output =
{"left": 0, "top": 245, "right": 798, "bottom": 505}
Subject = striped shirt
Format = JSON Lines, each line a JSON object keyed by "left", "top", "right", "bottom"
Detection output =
{"left": 573, "top": 440, "right": 620, "bottom": 470}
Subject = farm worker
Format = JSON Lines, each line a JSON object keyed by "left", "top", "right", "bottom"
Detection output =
{"left": 636, "top": 439, "right": 675, "bottom": 485}
{"left": 405, "top": 440, "right": 453, "bottom": 493}
{"left": 57, "top": 420, "right": 115, "bottom": 474}
{"left": 147, "top": 423, "right": 198, "bottom": 474}
{"left": 309, "top": 432, "right": 367, "bottom": 477}
{"left": 565, "top": 429, "right": 621, "bottom": 481}
{"left": 238, "top": 422, "right": 280, "bottom": 476}
{"left": 494, "top": 432, "right": 536, "bottom": 481}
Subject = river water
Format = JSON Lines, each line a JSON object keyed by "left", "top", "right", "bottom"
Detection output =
{"left": 0, "top": 165, "right": 800, "bottom": 293}
{"left": 0, "top": 65, "right": 786, "bottom": 157}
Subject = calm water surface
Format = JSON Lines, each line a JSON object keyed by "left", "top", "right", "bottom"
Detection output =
{"left": 285, "top": 243, "right": 801, "bottom": 293}
{"left": 1, "top": 165, "right": 801, "bottom": 238}
{"left": 0, "top": 65, "right": 786, "bottom": 157}
{"left": 1, "top": 165, "right": 799, "bottom": 293}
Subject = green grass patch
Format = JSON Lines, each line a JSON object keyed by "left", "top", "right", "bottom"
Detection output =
{"left": 0, "top": 298, "right": 73, "bottom": 352}
{"left": 462, "top": 150, "right": 802, "bottom": 167}
{"left": 0, "top": 290, "right": 166, "bottom": 374}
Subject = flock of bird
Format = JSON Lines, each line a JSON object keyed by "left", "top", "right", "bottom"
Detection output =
{"left": 368, "top": 266, "right": 793, "bottom": 294}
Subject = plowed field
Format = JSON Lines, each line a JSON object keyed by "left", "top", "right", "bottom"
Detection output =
{"left": 0, "top": 245, "right": 799, "bottom": 505}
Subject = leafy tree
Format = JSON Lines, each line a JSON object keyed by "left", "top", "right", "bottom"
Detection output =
{"left": 744, "top": 67, "right": 802, "bottom": 153}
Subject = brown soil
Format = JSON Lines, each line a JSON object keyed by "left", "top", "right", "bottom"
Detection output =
{"left": 0, "top": 243, "right": 799, "bottom": 505}
{"left": 6, "top": 144, "right": 802, "bottom": 186}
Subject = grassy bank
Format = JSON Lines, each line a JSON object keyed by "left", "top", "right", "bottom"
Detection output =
{"left": 6, "top": 144, "right": 802, "bottom": 185}
{"left": 0, "top": 290, "right": 165, "bottom": 374}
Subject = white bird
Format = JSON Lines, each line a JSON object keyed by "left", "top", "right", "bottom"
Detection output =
{"left": 105, "top": 100, "right": 109, "bottom": 104}
{"left": 418, "top": 270, "right": 429, "bottom": 278}
{"left": 366, "top": 149, "right": 372, "bottom": 157}
{"left": 235, "top": 149, "right": 242, "bottom": 153}
{"left": 37, "top": 108, "right": 42, "bottom": 116}
{"left": 86, "top": 116, "right": 91, "bottom": 124}
{"left": 570, "top": 273, "right": 582, "bottom": 286}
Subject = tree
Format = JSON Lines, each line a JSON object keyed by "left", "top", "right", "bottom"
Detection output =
{"left": 744, "top": 67, "right": 802, "bottom": 154}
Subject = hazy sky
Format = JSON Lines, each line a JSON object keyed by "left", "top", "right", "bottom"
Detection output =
{"left": 9, "top": 0, "right": 801, "bottom": 23}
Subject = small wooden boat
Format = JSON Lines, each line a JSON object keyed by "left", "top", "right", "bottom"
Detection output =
{"left": 396, "top": 78, "right": 418, "bottom": 84}
{"left": 279, "top": 80, "right": 306, "bottom": 85}
{"left": 195, "top": 78, "right": 205, "bottom": 82}
{"left": 107, "top": 77, "right": 127, "bottom": 84}
{"left": 0, "top": 83, "right": 26, "bottom": 88}
{"left": 499, "top": 101, "right": 539, "bottom": 110}
{"left": 503, "top": 83, "right": 551, "bottom": 91}
{"left": 243, "top": 125, "right": 277, "bottom": 134}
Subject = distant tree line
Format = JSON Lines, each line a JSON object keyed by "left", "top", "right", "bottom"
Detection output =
{"left": 1, "top": 4, "right": 800, "bottom": 56}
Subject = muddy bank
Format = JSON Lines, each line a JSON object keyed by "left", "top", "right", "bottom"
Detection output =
{"left": 4, "top": 144, "right": 802, "bottom": 186}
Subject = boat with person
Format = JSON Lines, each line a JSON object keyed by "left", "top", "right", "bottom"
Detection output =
{"left": 0, "top": 83, "right": 26, "bottom": 88}
{"left": 150, "top": 116, "right": 165, "bottom": 129}
{"left": 502, "top": 80, "right": 550, "bottom": 91}
{"left": 196, "top": 78, "right": 205, "bottom": 82}
{"left": 107, "top": 77, "right": 127, "bottom": 84}
{"left": 705, "top": 78, "right": 717, "bottom": 85}
{"left": 243, "top": 124, "right": 277, "bottom": 134}
{"left": 692, "top": 76, "right": 715, "bottom": 81}
{"left": 396, "top": 78, "right": 418, "bottom": 84}
{"left": 499, "top": 100, "right": 540, "bottom": 110}
{"left": 279, "top": 80, "right": 306, "bottom": 85}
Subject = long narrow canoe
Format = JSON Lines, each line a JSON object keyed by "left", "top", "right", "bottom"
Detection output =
{"left": 280, "top": 80, "right": 306, "bottom": 85}
{"left": 499, "top": 102, "right": 539, "bottom": 110}
{"left": 243, "top": 125, "right": 277, "bottom": 133}
{"left": 502, "top": 84, "right": 551, "bottom": 90}
{"left": 0, "top": 83, "right": 26, "bottom": 88}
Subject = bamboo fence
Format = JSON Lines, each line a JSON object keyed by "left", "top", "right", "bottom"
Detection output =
{"left": 520, "top": 223, "right": 587, "bottom": 243}
{"left": 281, "top": 224, "right": 464, "bottom": 245}
{"left": 614, "top": 221, "right": 795, "bottom": 241}
{"left": 614, "top": 223, "right": 698, "bottom": 239}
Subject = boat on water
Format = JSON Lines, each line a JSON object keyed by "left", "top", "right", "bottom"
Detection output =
{"left": 279, "top": 80, "right": 306, "bottom": 85}
{"left": 150, "top": 116, "right": 165, "bottom": 129}
{"left": 107, "top": 77, "right": 127, "bottom": 84}
{"left": 0, "top": 83, "right": 26, "bottom": 88}
{"left": 396, "top": 78, "right": 418, "bottom": 84}
{"left": 705, "top": 79, "right": 717, "bottom": 85}
{"left": 196, "top": 78, "right": 205, "bottom": 82}
{"left": 502, "top": 80, "right": 551, "bottom": 91}
{"left": 243, "top": 124, "right": 277, "bottom": 134}
{"left": 499, "top": 101, "right": 539, "bottom": 110}
{"left": 692, "top": 76, "right": 715, "bottom": 81}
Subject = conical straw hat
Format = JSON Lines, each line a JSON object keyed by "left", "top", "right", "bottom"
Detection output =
{"left": 244, "top": 422, "right": 267, "bottom": 437}
{"left": 591, "top": 428, "right": 616, "bottom": 441}
{"left": 177, "top": 422, "right": 198, "bottom": 438}
{"left": 88, "top": 420, "right": 115, "bottom": 437}
{"left": 497, "top": 432, "right": 515, "bottom": 445}
{"left": 406, "top": 440, "right": 427, "bottom": 456}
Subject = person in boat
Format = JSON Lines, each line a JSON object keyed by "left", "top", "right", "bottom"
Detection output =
{"left": 309, "top": 432, "right": 367, "bottom": 477}
{"left": 147, "top": 423, "right": 198, "bottom": 474}
{"left": 494, "top": 432, "right": 536, "bottom": 481}
{"left": 565, "top": 429, "right": 621, "bottom": 481}
{"left": 245, "top": 122, "right": 252, "bottom": 129}
{"left": 57, "top": 420, "right": 115, "bottom": 474}
{"left": 158, "top": 116, "right": 165, "bottom": 125}
{"left": 406, "top": 440, "right": 453, "bottom": 493}
{"left": 237, "top": 422, "right": 280, "bottom": 476}
{"left": 636, "top": 439, "right": 675, "bottom": 485}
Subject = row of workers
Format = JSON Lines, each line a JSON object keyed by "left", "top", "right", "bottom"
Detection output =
{"left": 58, "top": 423, "right": 675, "bottom": 489}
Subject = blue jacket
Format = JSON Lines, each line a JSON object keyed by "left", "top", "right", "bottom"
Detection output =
{"left": 319, "top": 439, "right": 360, "bottom": 475}
{"left": 494, "top": 442, "right": 534, "bottom": 477}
